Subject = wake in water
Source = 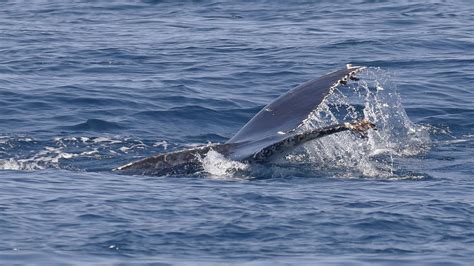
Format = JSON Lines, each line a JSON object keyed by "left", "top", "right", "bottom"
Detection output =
{"left": 0, "top": 135, "right": 168, "bottom": 172}
{"left": 0, "top": 68, "right": 431, "bottom": 179}
{"left": 201, "top": 68, "right": 431, "bottom": 179}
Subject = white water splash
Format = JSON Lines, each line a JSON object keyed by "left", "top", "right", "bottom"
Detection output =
{"left": 200, "top": 149, "right": 249, "bottom": 179}
{"left": 294, "top": 67, "right": 430, "bottom": 178}
{"left": 0, "top": 158, "right": 42, "bottom": 171}
{"left": 200, "top": 68, "right": 431, "bottom": 179}
{"left": 0, "top": 146, "right": 78, "bottom": 171}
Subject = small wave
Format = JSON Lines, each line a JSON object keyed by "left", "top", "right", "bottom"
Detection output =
{"left": 60, "top": 119, "right": 125, "bottom": 132}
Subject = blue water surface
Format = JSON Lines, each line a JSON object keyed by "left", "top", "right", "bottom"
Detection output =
{"left": 0, "top": 1, "right": 473, "bottom": 265}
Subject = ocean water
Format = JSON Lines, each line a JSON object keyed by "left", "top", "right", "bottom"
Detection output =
{"left": 1, "top": 1, "right": 473, "bottom": 265}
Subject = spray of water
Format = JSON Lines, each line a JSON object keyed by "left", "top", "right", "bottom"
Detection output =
{"left": 200, "top": 150, "right": 249, "bottom": 180}
{"left": 202, "top": 68, "right": 431, "bottom": 179}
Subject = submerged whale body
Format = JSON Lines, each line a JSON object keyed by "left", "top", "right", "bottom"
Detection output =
{"left": 116, "top": 65, "right": 375, "bottom": 176}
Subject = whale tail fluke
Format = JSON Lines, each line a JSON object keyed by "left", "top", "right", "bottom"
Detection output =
{"left": 114, "top": 65, "right": 377, "bottom": 176}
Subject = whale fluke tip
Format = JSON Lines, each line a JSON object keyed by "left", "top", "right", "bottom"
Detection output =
{"left": 346, "top": 64, "right": 365, "bottom": 70}
{"left": 346, "top": 119, "right": 377, "bottom": 139}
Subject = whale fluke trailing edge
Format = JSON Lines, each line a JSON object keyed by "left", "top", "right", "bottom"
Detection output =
{"left": 115, "top": 65, "right": 376, "bottom": 176}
